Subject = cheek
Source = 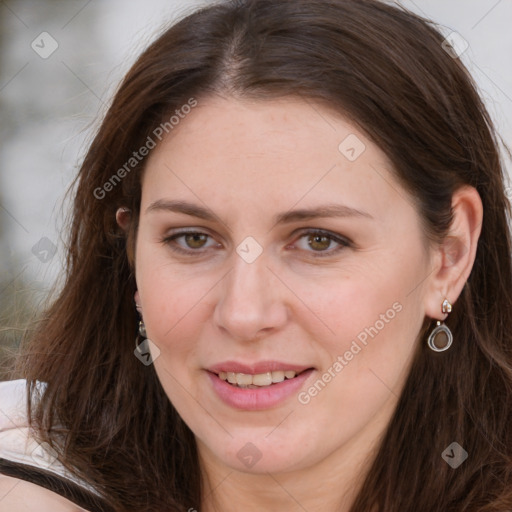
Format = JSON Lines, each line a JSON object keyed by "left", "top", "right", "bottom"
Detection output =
{"left": 331, "top": 267, "right": 425, "bottom": 393}
{"left": 135, "top": 236, "right": 213, "bottom": 351}
{"left": 292, "top": 252, "right": 426, "bottom": 404}
{"left": 136, "top": 255, "right": 215, "bottom": 411}
{"left": 291, "top": 254, "right": 420, "bottom": 347}
{"left": 290, "top": 273, "right": 422, "bottom": 441}
{"left": 138, "top": 270, "right": 214, "bottom": 349}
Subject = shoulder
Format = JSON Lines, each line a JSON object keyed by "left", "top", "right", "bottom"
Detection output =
{"left": 0, "top": 379, "right": 29, "bottom": 430}
{"left": 0, "top": 380, "right": 106, "bottom": 512}
{"left": 0, "top": 379, "right": 56, "bottom": 471}
{"left": 0, "top": 474, "right": 90, "bottom": 512}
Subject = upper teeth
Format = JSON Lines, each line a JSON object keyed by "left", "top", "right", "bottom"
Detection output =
{"left": 218, "top": 370, "right": 298, "bottom": 387}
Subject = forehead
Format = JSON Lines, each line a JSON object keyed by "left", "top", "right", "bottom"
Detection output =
{"left": 148, "top": 95, "right": 372, "bottom": 169}
{"left": 141, "top": 95, "right": 411, "bottom": 225}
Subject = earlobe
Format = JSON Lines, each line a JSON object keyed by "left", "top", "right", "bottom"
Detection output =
{"left": 116, "top": 207, "right": 132, "bottom": 231}
{"left": 424, "top": 186, "right": 483, "bottom": 320}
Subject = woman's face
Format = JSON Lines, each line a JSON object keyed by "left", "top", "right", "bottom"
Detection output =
{"left": 135, "top": 96, "right": 434, "bottom": 478}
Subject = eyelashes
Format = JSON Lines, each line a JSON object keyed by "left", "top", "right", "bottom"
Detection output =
{"left": 161, "top": 228, "right": 352, "bottom": 258}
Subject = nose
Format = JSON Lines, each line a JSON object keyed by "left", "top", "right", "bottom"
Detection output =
{"left": 213, "top": 253, "right": 289, "bottom": 341}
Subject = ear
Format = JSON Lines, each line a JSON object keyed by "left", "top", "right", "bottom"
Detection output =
{"left": 424, "top": 186, "right": 483, "bottom": 320}
{"left": 116, "top": 207, "right": 132, "bottom": 232}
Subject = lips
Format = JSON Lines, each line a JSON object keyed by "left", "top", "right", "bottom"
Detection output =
{"left": 206, "top": 361, "right": 315, "bottom": 410}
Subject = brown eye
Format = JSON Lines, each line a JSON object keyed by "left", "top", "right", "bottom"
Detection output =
{"left": 307, "top": 234, "right": 332, "bottom": 251}
{"left": 162, "top": 231, "right": 220, "bottom": 255}
{"left": 184, "top": 233, "right": 208, "bottom": 249}
{"left": 292, "top": 229, "right": 351, "bottom": 258}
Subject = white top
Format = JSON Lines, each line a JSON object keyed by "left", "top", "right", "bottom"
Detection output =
{"left": 0, "top": 379, "right": 103, "bottom": 509}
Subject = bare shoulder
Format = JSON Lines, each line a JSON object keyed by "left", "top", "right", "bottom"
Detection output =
{"left": 0, "top": 474, "right": 90, "bottom": 512}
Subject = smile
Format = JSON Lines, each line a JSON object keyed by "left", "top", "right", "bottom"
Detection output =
{"left": 217, "top": 370, "right": 304, "bottom": 388}
{"left": 206, "top": 366, "right": 315, "bottom": 410}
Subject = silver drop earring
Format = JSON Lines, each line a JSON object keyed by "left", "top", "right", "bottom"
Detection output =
{"left": 138, "top": 320, "right": 147, "bottom": 339}
{"left": 427, "top": 299, "right": 453, "bottom": 352}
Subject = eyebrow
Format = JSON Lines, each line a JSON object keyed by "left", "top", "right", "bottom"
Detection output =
{"left": 145, "top": 199, "right": 373, "bottom": 224}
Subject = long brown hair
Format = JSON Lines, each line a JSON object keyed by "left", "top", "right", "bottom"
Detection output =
{"left": 18, "top": 0, "right": 512, "bottom": 510}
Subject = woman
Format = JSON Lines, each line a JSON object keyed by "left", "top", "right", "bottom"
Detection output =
{"left": 1, "top": 0, "right": 511, "bottom": 510}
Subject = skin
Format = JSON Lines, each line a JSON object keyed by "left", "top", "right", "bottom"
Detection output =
{"left": 0, "top": 475, "right": 88, "bottom": 512}
{"left": 125, "top": 96, "right": 482, "bottom": 511}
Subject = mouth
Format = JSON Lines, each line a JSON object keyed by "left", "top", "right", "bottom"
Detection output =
{"left": 206, "top": 361, "right": 315, "bottom": 409}
{"left": 214, "top": 369, "right": 311, "bottom": 389}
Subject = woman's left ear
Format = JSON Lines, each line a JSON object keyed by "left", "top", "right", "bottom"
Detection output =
{"left": 424, "top": 186, "right": 483, "bottom": 320}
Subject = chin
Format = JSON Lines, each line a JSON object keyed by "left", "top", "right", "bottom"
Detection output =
{"left": 207, "top": 433, "right": 314, "bottom": 475}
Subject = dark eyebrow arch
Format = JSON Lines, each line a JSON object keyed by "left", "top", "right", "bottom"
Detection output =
{"left": 274, "top": 204, "right": 373, "bottom": 223}
{"left": 145, "top": 199, "right": 373, "bottom": 224}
